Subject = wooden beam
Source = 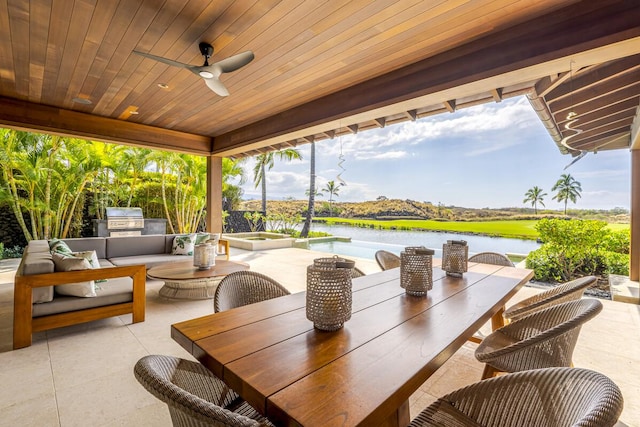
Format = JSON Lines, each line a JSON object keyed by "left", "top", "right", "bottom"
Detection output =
{"left": 443, "top": 100, "right": 456, "bottom": 112}
{"left": 206, "top": 156, "right": 223, "bottom": 234}
{"left": 213, "top": 1, "right": 640, "bottom": 154}
{"left": 323, "top": 130, "right": 336, "bottom": 139}
{"left": 545, "top": 56, "right": 640, "bottom": 102}
{"left": 347, "top": 124, "right": 358, "bottom": 134}
{"left": 0, "top": 97, "right": 212, "bottom": 154}
{"left": 405, "top": 110, "right": 418, "bottom": 121}
{"left": 374, "top": 118, "right": 386, "bottom": 128}
{"left": 490, "top": 88, "right": 503, "bottom": 102}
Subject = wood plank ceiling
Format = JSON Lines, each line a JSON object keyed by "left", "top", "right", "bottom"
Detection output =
{"left": 0, "top": 0, "right": 638, "bottom": 158}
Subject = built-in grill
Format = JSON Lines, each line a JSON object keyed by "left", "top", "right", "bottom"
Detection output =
{"left": 106, "top": 207, "right": 144, "bottom": 237}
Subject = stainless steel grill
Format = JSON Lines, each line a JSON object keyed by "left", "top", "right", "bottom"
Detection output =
{"left": 106, "top": 207, "right": 144, "bottom": 237}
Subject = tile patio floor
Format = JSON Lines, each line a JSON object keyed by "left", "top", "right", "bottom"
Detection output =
{"left": 0, "top": 247, "right": 638, "bottom": 426}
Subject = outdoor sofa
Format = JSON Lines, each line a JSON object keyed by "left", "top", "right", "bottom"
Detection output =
{"left": 13, "top": 233, "right": 228, "bottom": 349}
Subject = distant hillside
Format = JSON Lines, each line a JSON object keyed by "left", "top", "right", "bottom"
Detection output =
{"left": 239, "top": 199, "right": 629, "bottom": 223}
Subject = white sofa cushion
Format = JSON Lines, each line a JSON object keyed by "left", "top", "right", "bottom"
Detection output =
{"left": 52, "top": 253, "right": 97, "bottom": 298}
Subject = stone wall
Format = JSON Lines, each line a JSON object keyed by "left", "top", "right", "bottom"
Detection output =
{"left": 0, "top": 207, "right": 28, "bottom": 249}
{"left": 224, "top": 211, "right": 265, "bottom": 233}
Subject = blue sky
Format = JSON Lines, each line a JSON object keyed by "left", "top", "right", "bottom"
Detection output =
{"left": 239, "top": 97, "right": 630, "bottom": 210}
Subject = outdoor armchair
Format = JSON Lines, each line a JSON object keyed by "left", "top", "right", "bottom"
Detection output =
{"left": 468, "top": 251, "right": 515, "bottom": 266}
{"left": 475, "top": 298, "right": 602, "bottom": 379}
{"left": 503, "top": 275, "right": 596, "bottom": 323}
{"left": 375, "top": 250, "right": 400, "bottom": 270}
{"left": 214, "top": 271, "right": 290, "bottom": 312}
{"left": 134, "top": 355, "right": 273, "bottom": 427}
{"left": 467, "top": 251, "right": 514, "bottom": 344}
{"left": 409, "top": 367, "right": 623, "bottom": 427}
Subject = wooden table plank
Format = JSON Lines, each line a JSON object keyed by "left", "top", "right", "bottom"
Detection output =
{"left": 171, "top": 269, "right": 401, "bottom": 352}
{"left": 267, "top": 268, "right": 532, "bottom": 426}
{"left": 205, "top": 268, "right": 501, "bottom": 413}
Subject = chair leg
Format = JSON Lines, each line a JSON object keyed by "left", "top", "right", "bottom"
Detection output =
{"left": 468, "top": 335, "right": 483, "bottom": 344}
{"left": 481, "top": 364, "right": 500, "bottom": 380}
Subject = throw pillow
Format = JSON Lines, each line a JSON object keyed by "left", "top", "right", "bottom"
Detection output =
{"left": 49, "top": 238, "right": 74, "bottom": 256}
{"left": 52, "top": 252, "right": 97, "bottom": 297}
{"left": 73, "top": 250, "right": 106, "bottom": 285}
{"left": 172, "top": 233, "right": 197, "bottom": 255}
{"left": 195, "top": 233, "right": 211, "bottom": 245}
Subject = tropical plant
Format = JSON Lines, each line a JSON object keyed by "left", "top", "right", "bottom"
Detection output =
{"left": 523, "top": 186, "right": 547, "bottom": 214}
{"left": 243, "top": 211, "right": 265, "bottom": 232}
{"left": 526, "top": 218, "right": 629, "bottom": 282}
{"left": 300, "top": 141, "right": 316, "bottom": 238}
{"left": 252, "top": 148, "right": 302, "bottom": 213}
{"left": 552, "top": 174, "right": 582, "bottom": 214}
{"left": 0, "top": 127, "right": 246, "bottom": 241}
{"left": 322, "top": 180, "right": 341, "bottom": 217}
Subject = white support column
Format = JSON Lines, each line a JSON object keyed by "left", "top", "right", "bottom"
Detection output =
{"left": 630, "top": 150, "right": 640, "bottom": 281}
{"left": 206, "top": 156, "right": 223, "bottom": 233}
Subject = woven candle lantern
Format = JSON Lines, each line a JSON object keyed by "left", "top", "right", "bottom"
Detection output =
{"left": 306, "top": 256, "right": 354, "bottom": 331}
{"left": 400, "top": 246, "right": 434, "bottom": 296}
{"left": 442, "top": 240, "right": 468, "bottom": 277}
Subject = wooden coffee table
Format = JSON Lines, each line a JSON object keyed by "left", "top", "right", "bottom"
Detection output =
{"left": 147, "top": 260, "right": 249, "bottom": 300}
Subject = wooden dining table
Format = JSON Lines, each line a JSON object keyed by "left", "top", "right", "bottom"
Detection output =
{"left": 171, "top": 260, "right": 533, "bottom": 427}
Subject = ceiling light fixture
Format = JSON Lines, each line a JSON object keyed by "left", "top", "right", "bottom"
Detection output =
{"left": 157, "top": 83, "right": 169, "bottom": 89}
{"left": 129, "top": 111, "right": 139, "bottom": 115}
{"left": 72, "top": 97, "right": 92, "bottom": 105}
{"left": 199, "top": 71, "right": 214, "bottom": 78}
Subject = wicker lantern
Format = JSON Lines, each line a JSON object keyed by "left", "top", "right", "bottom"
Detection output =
{"left": 442, "top": 240, "right": 468, "bottom": 277}
{"left": 400, "top": 246, "right": 434, "bottom": 296}
{"left": 306, "top": 256, "right": 354, "bottom": 331}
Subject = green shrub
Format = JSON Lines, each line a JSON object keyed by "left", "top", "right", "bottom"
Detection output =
{"left": 0, "top": 244, "right": 24, "bottom": 259}
{"left": 526, "top": 218, "right": 629, "bottom": 282}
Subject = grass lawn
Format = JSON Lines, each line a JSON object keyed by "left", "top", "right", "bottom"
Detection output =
{"left": 319, "top": 218, "right": 630, "bottom": 240}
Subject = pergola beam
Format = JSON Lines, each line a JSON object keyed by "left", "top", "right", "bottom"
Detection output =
{"left": 0, "top": 97, "right": 212, "bottom": 155}
{"left": 212, "top": 1, "right": 640, "bottom": 155}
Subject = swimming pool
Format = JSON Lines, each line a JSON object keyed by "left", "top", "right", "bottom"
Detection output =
{"left": 307, "top": 223, "right": 541, "bottom": 260}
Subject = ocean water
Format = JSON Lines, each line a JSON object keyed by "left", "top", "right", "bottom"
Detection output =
{"left": 307, "top": 223, "right": 541, "bottom": 260}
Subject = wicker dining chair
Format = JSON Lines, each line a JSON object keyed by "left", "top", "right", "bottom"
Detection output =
{"left": 375, "top": 250, "right": 401, "bottom": 270}
{"left": 134, "top": 355, "right": 274, "bottom": 427}
{"left": 409, "top": 367, "right": 624, "bottom": 427}
{"left": 468, "top": 251, "right": 515, "bottom": 266}
{"left": 503, "top": 275, "right": 596, "bottom": 323}
{"left": 351, "top": 267, "right": 366, "bottom": 278}
{"left": 475, "top": 298, "right": 602, "bottom": 379}
{"left": 466, "top": 251, "right": 515, "bottom": 344}
{"left": 214, "top": 271, "right": 291, "bottom": 313}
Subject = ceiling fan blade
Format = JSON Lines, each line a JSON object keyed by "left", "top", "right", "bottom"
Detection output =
{"left": 215, "top": 51, "right": 255, "bottom": 73}
{"left": 204, "top": 77, "right": 230, "bottom": 97}
{"left": 133, "top": 50, "right": 192, "bottom": 69}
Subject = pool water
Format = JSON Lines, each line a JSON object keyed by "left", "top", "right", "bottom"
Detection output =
{"left": 307, "top": 223, "right": 541, "bottom": 260}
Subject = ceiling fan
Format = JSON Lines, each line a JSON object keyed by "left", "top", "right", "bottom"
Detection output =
{"left": 133, "top": 42, "right": 254, "bottom": 97}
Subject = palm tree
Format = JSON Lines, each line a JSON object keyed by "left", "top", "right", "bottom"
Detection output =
{"left": 253, "top": 148, "right": 302, "bottom": 213}
{"left": 300, "top": 141, "right": 316, "bottom": 238}
{"left": 322, "top": 180, "right": 341, "bottom": 217}
{"left": 552, "top": 174, "right": 582, "bottom": 214}
{"left": 523, "top": 186, "right": 547, "bottom": 214}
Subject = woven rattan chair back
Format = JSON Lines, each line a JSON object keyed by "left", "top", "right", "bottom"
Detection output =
{"left": 214, "top": 271, "right": 290, "bottom": 313}
{"left": 134, "top": 355, "right": 273, "bottom": 427}
{"left": 375, "top": 250, "right": 401, "bottom": 271}
{"left": 409, "top": 367, "right": 623, "bottom": 427}
{"left": 468, "top": 251, "right": 514, "bottom": 266}
{"left": 503, "top": 275, "right": 596, "bottom": 322}
{"left": 475, "top": 298, "right": 602, "bottom": 379}
{"left": 351, "top": 267, "right": 366, "bottom": 278}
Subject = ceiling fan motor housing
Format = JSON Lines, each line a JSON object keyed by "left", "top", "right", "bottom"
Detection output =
{"left": 199, "top": 42, "right": 214, "bottom": 58}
